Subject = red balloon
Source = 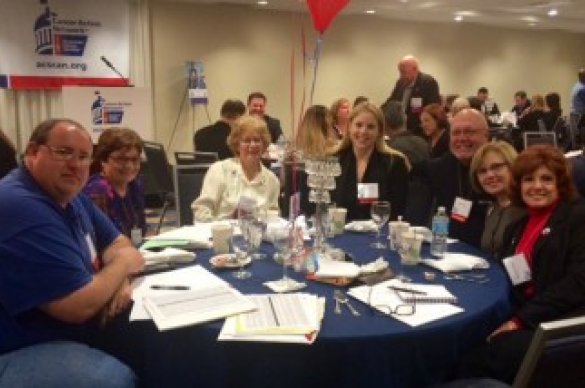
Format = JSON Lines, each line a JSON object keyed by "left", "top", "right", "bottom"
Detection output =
{"left": 306, "top": 0, "right": 350, "bottom": 34}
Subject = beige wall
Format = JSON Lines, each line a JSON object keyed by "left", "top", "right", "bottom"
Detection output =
{"left": 151, "top": 2, "right": 585, "bottom": 153}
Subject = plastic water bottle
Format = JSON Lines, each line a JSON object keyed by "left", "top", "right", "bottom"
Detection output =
{"left": 431, "top": 206, "right": 449, "bottom": 258}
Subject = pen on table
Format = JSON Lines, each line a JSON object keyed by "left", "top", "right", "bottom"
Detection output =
{"left": 388, "top": 286, "right": 427, "bottom": 295}
{"left": 150, "top": 285, "right": 190, "bottom": 291}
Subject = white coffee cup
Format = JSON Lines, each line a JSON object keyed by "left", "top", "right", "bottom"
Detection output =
{"left": 329, "top": 207, "right": 347, "bottom": 235}
{"left": 212, "top": 223, "right": 233, "bottom": 254}
{"left": 400, "top": 230, "right": 424, "bottom": 265}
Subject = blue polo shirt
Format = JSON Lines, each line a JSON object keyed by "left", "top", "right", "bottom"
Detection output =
{"left": 0, "top": 167, "right": 120, "bottom": 353}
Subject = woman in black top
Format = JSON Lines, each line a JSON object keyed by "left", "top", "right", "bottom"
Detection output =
{"left": 332, "top": 102, "right": 408, "bottom": 221}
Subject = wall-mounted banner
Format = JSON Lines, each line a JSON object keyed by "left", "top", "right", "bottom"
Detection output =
{"left": 62, "top": 86, "right": 153, "bottom": 143}
{"left": 0, "top": 0, "right": 130, "bottom": 89}
{"left": 186, "top": 61, "right": 208, "bottom": 105}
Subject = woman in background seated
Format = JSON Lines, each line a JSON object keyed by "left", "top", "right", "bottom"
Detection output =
{"left": 469, "top": 141, "right": 525, "bottom": 259}
{"left": 84, "top": 127, "right": 146, "bottom": 239}
{"left": 329, "top": 98, "right": 351, "bottom": 140}
{"left": 332, "top": 102, "right": 408, "bottom": 221}
{"left": 517, "top": 94, "right": 546, "bottom": 134}
{"left": 0, "top": 129, "right": 18, "bottom": 179}
{"left": 192, "top": 115, "right": 280, "bottom": 222}
{"left": 459, "top": 145, "right": 585, "bottom": 383}
{"left": 420, "top": 103, "right": 450, "bottom": 158}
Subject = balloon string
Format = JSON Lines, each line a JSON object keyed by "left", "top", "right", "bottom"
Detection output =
{"left": 309, "top": 35, "right": 323, "bottom": 106}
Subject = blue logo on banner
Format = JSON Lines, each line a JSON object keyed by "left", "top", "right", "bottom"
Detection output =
{"left": 34, "top": 0, "right": 89, "bottom": 56}
{"left": 92, "top": 91, "right": 124, "bottom": 126}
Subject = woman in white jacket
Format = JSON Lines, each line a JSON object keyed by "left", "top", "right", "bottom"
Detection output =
{"left": 191, "top": 115, "right": 280, "bottom": 222}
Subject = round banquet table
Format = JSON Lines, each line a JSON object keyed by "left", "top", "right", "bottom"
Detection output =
{"left": 119, "top": 230, "right": 512, "bottom": 388}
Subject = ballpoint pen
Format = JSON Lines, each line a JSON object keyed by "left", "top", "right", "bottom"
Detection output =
{"left": 150, "top": 285, "right": 190, "bottom": 291}
{"left": 387, "top": 286, "right": 427, "bottom": 295}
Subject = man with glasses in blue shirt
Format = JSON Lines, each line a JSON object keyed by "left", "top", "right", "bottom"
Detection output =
{"left": 0, "top": 118, "right": 144, "bottom": 387}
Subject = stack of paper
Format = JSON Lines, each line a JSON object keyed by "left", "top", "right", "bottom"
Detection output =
{"left": 131, "top": 265, "right": 255, "bottom": 331}
{"left": 218, "top": 293, "right": 325, "bottom": 344}
{"left": 347, "top": 279, "right": 464, "bottom": 327}
{"left": 141, "top": 224, "right": 214, "bottom": 250}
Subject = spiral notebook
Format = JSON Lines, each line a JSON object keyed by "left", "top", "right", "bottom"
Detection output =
{"left": 391, "top": 284, "right": 458, "bottom": 304}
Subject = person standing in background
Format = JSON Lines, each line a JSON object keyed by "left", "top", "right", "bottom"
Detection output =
{"left": 0, "top": 129, "right": 17, "bottom": 179}
{"left": 570, "top": 68, "right": 585, "bottom": 148}
{"left": 247, "top": 92, "right": 283, "bottom": 143}
{"left": 382, "top": 55, "right": 441, "bottom": 137}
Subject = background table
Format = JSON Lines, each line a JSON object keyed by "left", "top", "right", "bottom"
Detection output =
{"left": 125, "top": 231, "right": 512, "bottom": 388}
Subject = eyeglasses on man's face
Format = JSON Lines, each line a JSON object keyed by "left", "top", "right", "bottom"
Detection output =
{"left": 451, "top": 128, "right": 482, "bottom": 138}
{"left": 41, "top": 145, "right": 92, "bottom": 166}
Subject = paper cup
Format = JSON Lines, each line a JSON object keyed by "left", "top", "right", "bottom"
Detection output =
{"left": 212, "top": 223, "right": 233, "bottom": 254}
{"left": 329, "top": 207, "right": 347, "bottom": 235}
{"left": 400, "top": 230, "right": 423, "bottom": 265}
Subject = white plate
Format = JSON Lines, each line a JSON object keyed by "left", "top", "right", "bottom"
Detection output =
{"left": 210, "top": 254, "right": 251, "bottom": 269}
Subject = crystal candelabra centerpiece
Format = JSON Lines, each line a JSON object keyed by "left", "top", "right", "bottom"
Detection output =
{"left": 305, "top": 156, "right": 341, "bottom": 257}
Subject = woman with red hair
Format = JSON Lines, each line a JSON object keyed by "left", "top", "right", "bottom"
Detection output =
{"left": 459, "top": 145, "right": 585, "bottom": 383}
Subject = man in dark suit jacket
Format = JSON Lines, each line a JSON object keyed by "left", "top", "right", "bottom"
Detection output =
{"left": 382, "top": 55, "right": 441, "bottom": 137}
{"left": 247, "top": 91, "right": 283, "bottom": 143}
{"left": 193, "top": 99, "right": 245, "bottom": 160}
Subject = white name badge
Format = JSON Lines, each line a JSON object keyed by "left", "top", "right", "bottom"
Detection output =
{"left": 502, "top": 253, "right": 532, "bottom": 285}
{"left": 357, "top": 183, "right": 379, "bottom": 204}
{"left": 85, "top": 233, "right": 98, "bottom": 269}
{"left": 130, "top": 227, "right": 142, "bottom": 247}
{"left": 451, "top": 197, "right": 472, "bottom": 223}
{"left": 410, "top": 97, "right": 422, "bottom": 109}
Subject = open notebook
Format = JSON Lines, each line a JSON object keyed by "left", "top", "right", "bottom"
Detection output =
{"left": 390, "top": 283, "right": 458, "bottom": 304}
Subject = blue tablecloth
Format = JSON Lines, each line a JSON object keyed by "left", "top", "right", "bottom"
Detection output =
{"left": 126, "top": 231, "right": 512, "bottom": 388}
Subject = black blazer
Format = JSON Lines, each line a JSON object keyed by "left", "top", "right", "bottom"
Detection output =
{"left": 383, "top": 72, "right": 441, "bottom": 137}
{"left": 264, "top": 115, "right": 283, "bottom": 144}
{"left": 501, "top": 199, "right": 585, "bottom": 328}
{"left": 332, "top": 147, "right": 408, "bottom": 222}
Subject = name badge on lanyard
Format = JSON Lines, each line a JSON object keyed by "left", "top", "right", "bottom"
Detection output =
{"left": 85, "top": 233, "right": 100, "bottom": 271}
{"left": 502, "top": 253, "right": 532, "bottom": 285}
{"left": 357, "top": 183, "right": 379, "bottom": 205}
{"left": 451, "top": 196, "right": 472, "bottom": 223}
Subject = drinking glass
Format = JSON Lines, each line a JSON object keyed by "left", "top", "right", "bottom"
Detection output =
{"left": 230, "top": 233, "right": 251, "bottom": 279}
{"left": 248, "top": 209, "right": 268, "bottom": 260}
{"left": 370, "top": 201, "right": 391, "bottom": 249}
{"left": 272, "top": 223, "right": 292, "bottom": 287}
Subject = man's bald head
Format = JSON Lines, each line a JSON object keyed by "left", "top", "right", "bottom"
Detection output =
{"left": 398, "top": 55, "right": 420, "bottom": 84}
{"left": 449, "top": 108, "right": 489, "bottom": 165}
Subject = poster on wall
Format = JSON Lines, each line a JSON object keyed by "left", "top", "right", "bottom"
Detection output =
{"left": 0, "top": 0, "right": 130, "bottom": 89}
{"left": 62, "top": 86, "right": 153, "bottom": 143}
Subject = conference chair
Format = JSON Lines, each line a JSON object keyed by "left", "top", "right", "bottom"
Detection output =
{"left": 142, "top": 141, "right": 175, "bottom": 231}
{"left": 513, "top": 315, "right": 585, "bottom": 388}
{"left": 522, "top": 131, "right": 557, "bottom": 150}
{"left": 174, "top": 151, "right": 218, "bottom": 165}
{"left": 173, "top": 164, "right": 211, "bottom": 226}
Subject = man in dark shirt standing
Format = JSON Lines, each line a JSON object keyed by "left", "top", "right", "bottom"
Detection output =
{"left": 382, "top": 55, "right": 441, "bottom": 137}
{"left": 247, "top": 92, "right": 283, "bottom": 143}
{"left": 193, "top": 99, "right": 245, "bottom": 160}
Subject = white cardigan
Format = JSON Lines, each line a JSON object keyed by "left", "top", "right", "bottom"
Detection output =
{"left": 191, "top": 158, "right": 280, "bottom": 222}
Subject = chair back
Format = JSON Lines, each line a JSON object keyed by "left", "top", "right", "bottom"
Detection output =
{"left": 522, "top": 131, "right": 557, "bottom": 150}
{"left": 173, "top": 164, "right": 211, "bottom": 226}
{"left": 513, "top": 315, "right": 585, "bottom": 388}
{"left": 175, "top": 151, "right": 218, "bottom": 165}
{"left": 142, "top": 141, "right": 174, "bottom": 206}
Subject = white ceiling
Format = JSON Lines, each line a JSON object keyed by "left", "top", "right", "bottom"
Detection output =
{"left": 163, "top": 0, "right": 585, "bottom": 33}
